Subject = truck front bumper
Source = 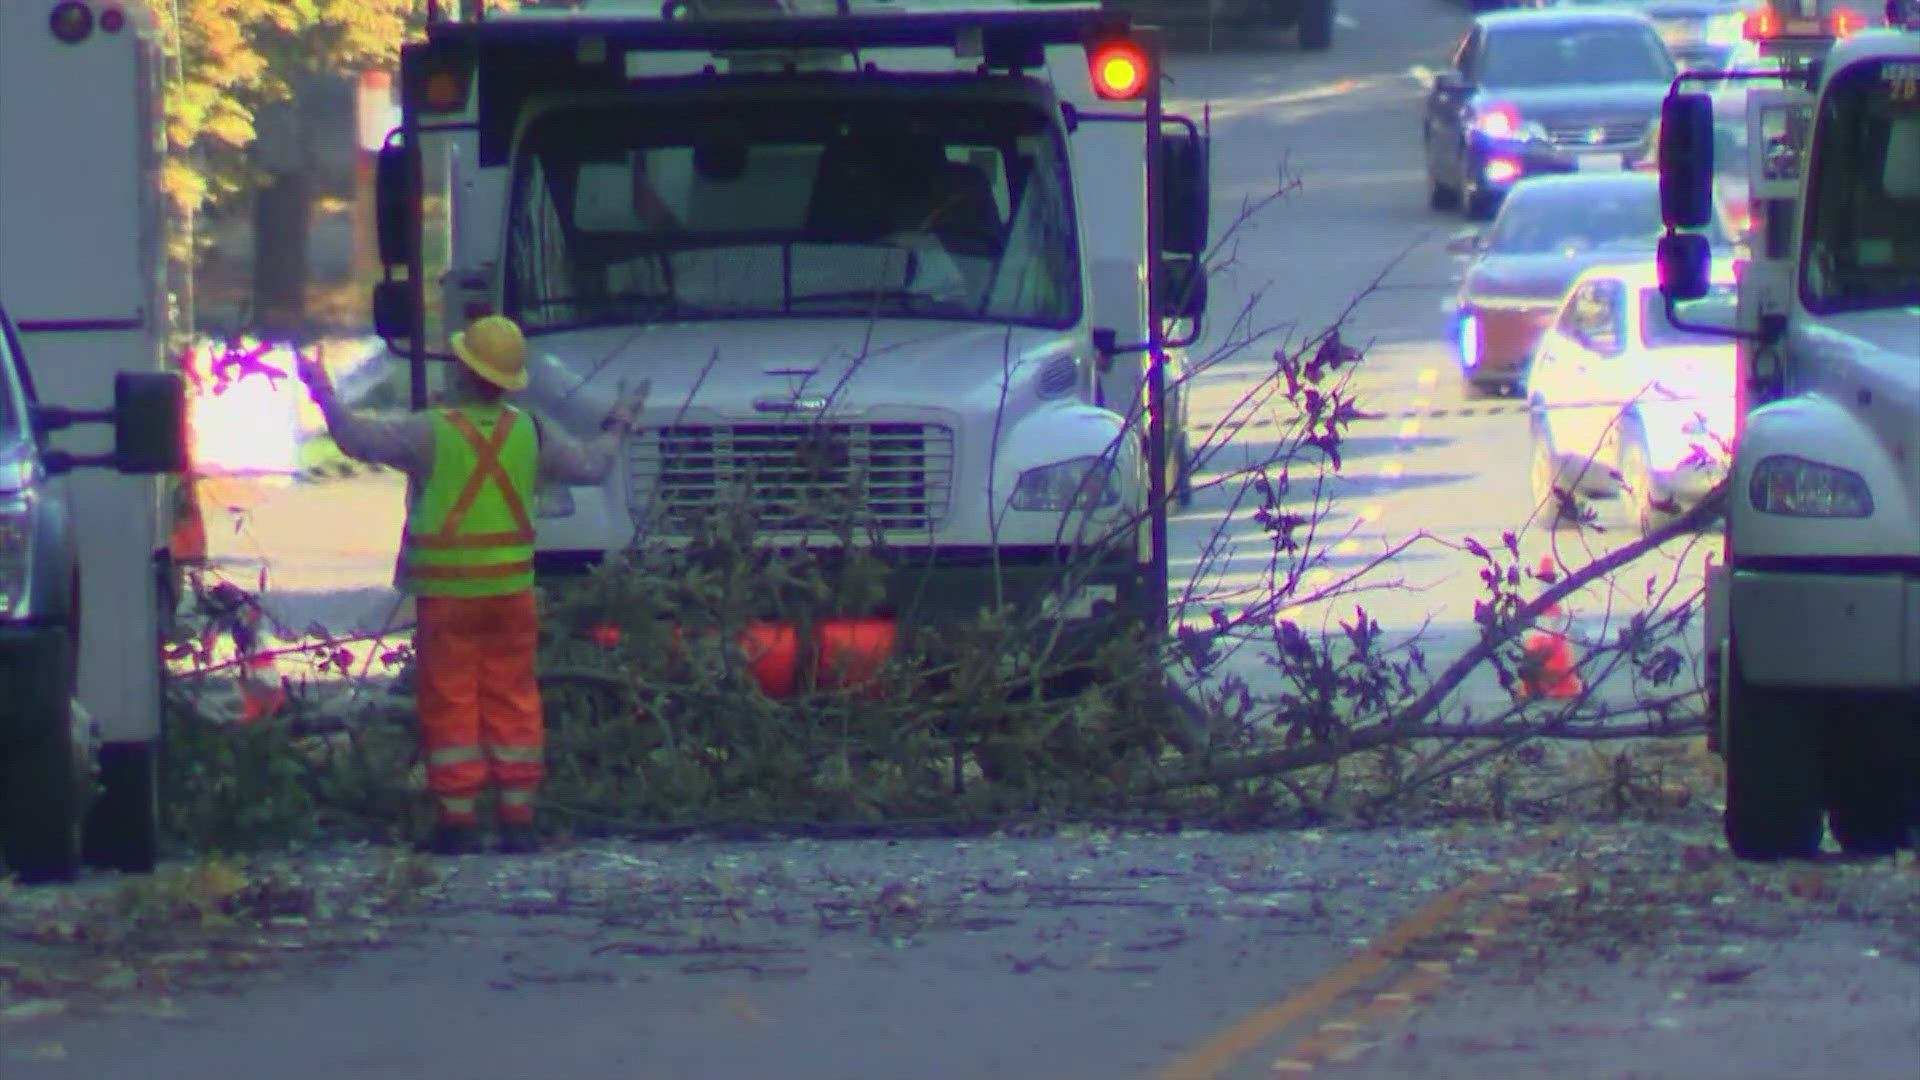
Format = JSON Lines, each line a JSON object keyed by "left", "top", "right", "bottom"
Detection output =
{"left": 1730, "top": 568, "right": 1920, "bottom": 692}
{"left": 538, "top": 546, "right": 1159, "bottom": 683}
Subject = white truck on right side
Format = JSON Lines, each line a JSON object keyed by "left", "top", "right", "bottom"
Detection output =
{"left": 1657, "top": 8, "right": 1919, "bottom": 860}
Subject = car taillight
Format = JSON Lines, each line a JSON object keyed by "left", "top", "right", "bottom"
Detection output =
{"left": 1831, "top": 6, "right": 1866, "bottom": 35}
{"left": 1475, "top": 104, "right": 1522, "bottom": 139}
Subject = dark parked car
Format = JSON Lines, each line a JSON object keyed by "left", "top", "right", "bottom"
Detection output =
{"left": 1441, "top": 172, "right": 1732, "bottom": 396}
{"left": 1423, "top": 8, "right": 1678, "bottom": 219}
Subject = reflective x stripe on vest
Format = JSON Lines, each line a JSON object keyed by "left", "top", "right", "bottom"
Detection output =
{"left": 401, "top": 405, "right": 538, "bottom": 597}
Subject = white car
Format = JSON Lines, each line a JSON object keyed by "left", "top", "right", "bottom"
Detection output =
{"left": 1526, "top": 259, "right": 1740, "bottom": 535}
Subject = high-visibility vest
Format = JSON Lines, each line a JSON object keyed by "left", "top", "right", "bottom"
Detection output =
{"left": 400, "top": 404, "right": 538, "bottom": 598}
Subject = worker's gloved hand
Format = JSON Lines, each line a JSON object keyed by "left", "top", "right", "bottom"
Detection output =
{"left": 294, "top": 348, "right": 334, "bottom": 401}
{"left": 603, "top": 377, "right": 652, "bottom": 433}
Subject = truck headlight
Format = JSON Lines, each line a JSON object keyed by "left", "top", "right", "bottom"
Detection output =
{"left": 0, "top": 499, "right": 32, "bottom": 616}
{"left": 1009, "top": 456, "right": 1120, "bottom": 512}
{"left": 1748, "top": 455, "right": 1873, "bottom": 518}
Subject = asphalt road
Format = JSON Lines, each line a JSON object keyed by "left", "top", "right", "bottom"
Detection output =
{"left": 47, "top": 2, "right": 1900, "bottom": 1077}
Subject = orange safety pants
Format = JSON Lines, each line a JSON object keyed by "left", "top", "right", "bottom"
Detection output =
{"left": 414, "top": 590, "right": 544, "bottom": 828}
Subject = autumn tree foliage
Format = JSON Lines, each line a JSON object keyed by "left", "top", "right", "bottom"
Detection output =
{"left": 141, "top": 0, "right": 518, "bottom": 327}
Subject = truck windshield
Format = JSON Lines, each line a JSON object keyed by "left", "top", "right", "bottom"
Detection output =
{"left": 502, "top": 97, "right": 1081, "bottom": 332}
{"left": 1800, "top": 59, "right": 1920, "bottom": 314}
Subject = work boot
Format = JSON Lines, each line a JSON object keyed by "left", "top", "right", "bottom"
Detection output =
{"left": 496, "top": 823, "right": 543, "bottom": 855}
{"left": 417, "top": 824, "right": 483, "bottom": 856}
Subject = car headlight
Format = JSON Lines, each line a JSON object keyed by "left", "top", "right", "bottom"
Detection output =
{"left": 0, "top": 498, "right": 33, "bottom": 617}
{"left": 1009, "top": 456, "right": 1120, "bottom": 513}
{"left": 1748, "top": 455, "right": 1873, "bottom": 518}
{"left": 535, "top": 485, "right": 574, "bottom": 519}
{"left": 1456, "top": 312, "right": 1483, "bottom": 370}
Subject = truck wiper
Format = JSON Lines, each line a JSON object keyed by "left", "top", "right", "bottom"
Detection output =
{"left": 787, "top": 289, "right": 975, "bottom": 317}
{"left": 519, "top": 293, "right": 719, "bottom": 326}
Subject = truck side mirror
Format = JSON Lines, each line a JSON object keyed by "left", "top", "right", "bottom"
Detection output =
{"left": 1658, "top": 231, "right": 1712, "bottom": 302}
{"left": 1157, "top": 256, "right": 1207, "bottom": 322}
{"left": 111, "top": 372, "right": 187, "bottom": 475}
{"left": 375, "top": 142, "right": 414, "bottom": 268}
{"left": 372, "top": 280, "right": 418, "bottom": 342}
{"left": 1158, "top": 131, "right": 1210, "bottom": 257}
{"left": 1658, "top": 93, "right": 1715, "bottom": 229}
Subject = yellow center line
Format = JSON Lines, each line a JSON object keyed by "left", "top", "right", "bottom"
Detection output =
{"left": 1155, "top": 832, "right": 1566, "bottom": 1080}
{"left": 1263, "top": 868, "right": 1578, "bottom": 1075}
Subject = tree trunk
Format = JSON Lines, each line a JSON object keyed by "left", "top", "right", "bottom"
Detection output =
{"left": 251, "top": 169, "right": 312, "bottom": 337}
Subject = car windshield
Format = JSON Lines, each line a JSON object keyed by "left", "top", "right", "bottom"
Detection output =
{"left": 1800, "top": 60, "right": 1920, "bottom": 313}
{"left": 1480, "top": 23, "right": 1676, "bottom": 87}
{"left": 502, "top": 96, "right": 1081, "bottom": 332}
{"left": 1485, "top": 181, "right": 1729, "bottom": 253}
{"left": 1640, "top": 283, "right": 1738, "bottom": 347}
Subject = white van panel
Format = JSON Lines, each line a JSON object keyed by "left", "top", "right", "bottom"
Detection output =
{"left": 0, "top": 4, "right": 153, "bottom": 327}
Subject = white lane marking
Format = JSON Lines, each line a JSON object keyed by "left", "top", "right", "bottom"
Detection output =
{"left": 1379, "top": 460, "right": 1405, "bottom": 480}
{"left": 1397, "top": 418, "right": 1422, "bottom": 440}
{"left": 1336, "top": 13, "right": 1359, "bottom": 29}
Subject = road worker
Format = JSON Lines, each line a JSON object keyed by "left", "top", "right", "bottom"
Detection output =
{"left": 295, "top": 316, "right": 649, "bottom": 856}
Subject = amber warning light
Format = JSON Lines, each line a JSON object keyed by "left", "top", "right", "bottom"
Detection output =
{"left": 1089, "top": 39, "right": 1149, "bottom": 101}
{"left": 1742, "top": 5, "right": 1866, "bottom": 40}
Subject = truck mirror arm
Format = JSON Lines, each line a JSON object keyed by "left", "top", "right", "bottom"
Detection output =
{"left": 1660, "top": 295, "right": 1768, "bottom": 345}
{"left": 30, "top": 405, "right": 113, "bottom": 434}
{"left": 41, "top": 450, "right": 119, "bottom": 477}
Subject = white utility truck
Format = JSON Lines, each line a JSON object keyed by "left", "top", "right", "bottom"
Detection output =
{"left": 0, "top": 0, "right": 188, "bottom": 882}
{"left": 372, "top": 0, "right": 1210, "bottom": 695}
{"left": 1657, "top": 5, "right": 1919, "bottom": 859}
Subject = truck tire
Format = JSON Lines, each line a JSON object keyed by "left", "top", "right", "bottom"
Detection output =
{"left": 83, "top": 740, "right": 161, "bottom": 873}
{"left": 1722, "top": 637, "right": 1823, "bottom": 860}
{"left": 1, "top": 635, "right": 87, "bottom": 884}
{"left": 1822, "top": 712, "right": 1912, "bottom": 857}
{"left": 1296, "top": 0, "right": 1334, "bottom": 51}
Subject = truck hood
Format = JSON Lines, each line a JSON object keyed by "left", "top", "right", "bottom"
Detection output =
{"left": 516, "top": 319, "right": 1083, "bottom": 431}
{"left": 1800, "top": 307, "right": 1920, "bottom": 523}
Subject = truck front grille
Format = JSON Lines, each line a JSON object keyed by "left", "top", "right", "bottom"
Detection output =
{"left": 1546, "top": 117, "right": 1650, "bottom": 148}
{"left": 628, "top": 421, "right": 956, "bottom": 535}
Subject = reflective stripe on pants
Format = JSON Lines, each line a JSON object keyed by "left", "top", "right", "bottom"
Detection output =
{"left": 497, "top": 785, "right": 537, "bottom": 826}
{"left": 415, "top": 590, "right": 545, "bottom": 826}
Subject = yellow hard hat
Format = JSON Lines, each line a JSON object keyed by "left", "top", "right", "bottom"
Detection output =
{"left": 450, "top": 315, "right": 529, "bottom": 391}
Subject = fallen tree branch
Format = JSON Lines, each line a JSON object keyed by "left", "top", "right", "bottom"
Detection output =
{"left": 1168, "top": 711, "right": 1707, "bottom": 790}
{"left": 170, "top": 627, "right": 415, "bottom": 680}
